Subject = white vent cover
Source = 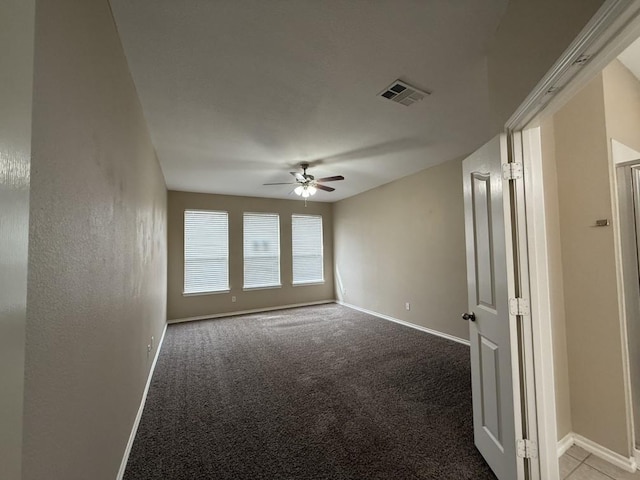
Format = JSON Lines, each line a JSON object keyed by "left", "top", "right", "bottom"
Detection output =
{"left": 379, "top": 80, "right": 430, "bottom": 106}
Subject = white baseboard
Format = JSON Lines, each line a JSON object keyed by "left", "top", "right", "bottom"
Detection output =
{"left": 168, "top": 299, "right": 336, "bottom": 324}
{"left": 337, "top": 301, "right": 470, "bottom": 346}
{"left": 557, "top": 432, "right": 574, "bottom": 457}
{"left": 557, "top": 432, "right": 638, "bottom": 472}
{"left": 117, "top": 322, "right": 168, "bottom": 480}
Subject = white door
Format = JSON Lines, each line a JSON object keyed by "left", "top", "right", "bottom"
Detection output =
{"left": 462, "top": 135, "right": 522, "bottom": 480}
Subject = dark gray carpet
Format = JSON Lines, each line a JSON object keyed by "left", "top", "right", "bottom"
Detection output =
{"left": 124, "top": 303, "right": 497, "bottom": 480}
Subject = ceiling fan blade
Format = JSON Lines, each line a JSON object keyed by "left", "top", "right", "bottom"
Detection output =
{"left": 290, "top": 172, "right": 306, "bottom": 182}
{"left": 316, "top": 175, "right": 344, "bottom": 182}
{"left": 315, "top": 184, "right": 335, "bottom": 192}
{"left": 263, "top": 182, "right": 296, "bottom": 185}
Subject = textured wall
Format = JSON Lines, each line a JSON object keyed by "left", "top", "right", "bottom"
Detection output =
{"left": 553, "top": 72, "right": 630, "bottom": 456}
{"left": 168, "top": 191, "right": 334, "bottom": 320}
{"left": 0, "top": 0, "right": 34, "bottom": 478}
{"left": 333, "top": 158, "right": 468, "bottom": 341}
{"left": 22, "top": 1, "right": 167, "bottom": 479}
{"left": 487, "top": 0, "right": 605, "bottom": 131}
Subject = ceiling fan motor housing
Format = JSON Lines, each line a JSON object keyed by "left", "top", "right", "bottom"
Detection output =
{"left": 300, "top": 163, "right": 314, "bottom": 180}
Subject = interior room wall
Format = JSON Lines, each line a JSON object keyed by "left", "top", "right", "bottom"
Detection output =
{"left": 603, "top": 59, "right": 640, "bottom": 153}
{"left": 551, "top": 72, "right": 631, "bottom": 456}
{"left": 333, "top": 158, "right": 468, "bottom": 341}
{"left": 22, "top": 1, "right": 168, "bottom": 479}
{"left": 0, "top": 1, "right": 34, "bottom": 478}
{"left": 167, "top": 191, "right": 334, "bottom": 321}
{"left": 539, "top": 117, "right": 573, "bottom": 441}
{"left": 487, "top": 0, "right": 605, "bottom": 132}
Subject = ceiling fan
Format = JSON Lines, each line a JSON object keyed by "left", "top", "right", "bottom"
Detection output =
{"left": 263, "top": 163, "right": 345, "bottom": 198}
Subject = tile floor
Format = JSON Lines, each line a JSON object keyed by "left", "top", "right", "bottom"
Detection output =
{"left": 560, "top": 445, "right": 640, "bottom": 479}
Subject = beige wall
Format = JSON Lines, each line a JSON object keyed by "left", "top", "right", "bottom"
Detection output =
{"left": 603, "top": 60, "right": 640, "bottom": 154}
{"left": 333, "top": 158, "right": 468, "bottom": 341}
{"left": 0, "top": 0, "right": 34, "bottom": 478}
{"left": 22, "top": 1, "right": 168, "bottom": 479}
{"left": 539, "top": 117, "right": 573, "bottom": 441}
{"left": 550, "top": 72, "right": 630, "bottom": 456}
{"left": 487, "top": 0, "right": 605, "bottom": 132}
{"left": 168, "top": 191, "right": 334, "bottom": 320}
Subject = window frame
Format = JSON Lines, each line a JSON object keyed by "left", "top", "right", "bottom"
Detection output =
{"left": 242, "top": 212, "right": 282, "bottom": 291}
{"left": 183, "top": 209, "right": 230, "bottom": 296}
{"left": 291, "top": 214, "right": 325, "bottom": 286}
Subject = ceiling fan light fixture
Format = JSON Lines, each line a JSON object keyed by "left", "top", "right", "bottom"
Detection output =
{"left": 267, "top": 164, "right": 343, "bottom": 200}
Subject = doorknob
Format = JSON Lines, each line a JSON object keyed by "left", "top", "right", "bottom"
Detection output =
{"left": 462, "top": 312, "right": 476, "bottom": 322}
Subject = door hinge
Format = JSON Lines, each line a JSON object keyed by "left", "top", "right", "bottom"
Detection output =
{"left": 509, "top": 297, "right": 530, "bottom": 316}
{"left": 517, "top": 439, "right": 538, "bottom": 459}
{"left": 502, "top": 162, "right": 523, "bottom": 180}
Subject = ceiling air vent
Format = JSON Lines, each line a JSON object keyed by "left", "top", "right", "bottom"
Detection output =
{"left": 379, "top": 80, "right": 430, "bottom": 107}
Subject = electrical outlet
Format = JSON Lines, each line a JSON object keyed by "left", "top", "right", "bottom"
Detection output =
{"left": 232, "top": 295, "right": 236, "bottom": 303}
{"left": 405, "top": 302, "right": 410, "bottom": 311}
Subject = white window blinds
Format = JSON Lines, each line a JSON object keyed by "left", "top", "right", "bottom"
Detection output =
{"left": 292, "top": 214, "right": 324, "bottom": 284}
{"left": 184, "top": 210, "right": 229, "bottom": 294}
{"left": 243, "top": 213, "right": 281, "bottom": 289}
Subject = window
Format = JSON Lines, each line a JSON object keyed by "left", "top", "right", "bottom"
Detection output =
{"left": 184, "top": 210, "right": 229, "bottom": 294}
{"left": 292, "top": 214, "right": 324, "bottom": 285}
{"left": 243, "top": 213, "right": 280, "bottom": 289}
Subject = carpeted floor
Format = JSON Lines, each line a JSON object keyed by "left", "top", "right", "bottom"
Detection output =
{"left": 124, "top": 303, "right": 497, "bottom": 480}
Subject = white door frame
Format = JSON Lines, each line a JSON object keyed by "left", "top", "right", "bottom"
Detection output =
{"left": 507, "top": 1, "right": 640, "bottom": 477}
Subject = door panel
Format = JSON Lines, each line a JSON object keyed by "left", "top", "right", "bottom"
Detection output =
{"left": 463, "top": 135, "right": 520, "bottom": 480}
{"left": 472, "top": 173, "right": 496, "bottom": 310}
{"left": 480, "top": 335, "right": 501, "bottom": 444}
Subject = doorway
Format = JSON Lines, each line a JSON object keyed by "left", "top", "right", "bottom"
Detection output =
{"left": 516, "top": 13, "right": 640, "bottom": 477}
{"left": 617, "top": 160, "right": 640, "bottom": 456}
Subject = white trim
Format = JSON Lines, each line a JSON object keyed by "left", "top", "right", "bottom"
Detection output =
{"left": 242, "top": 284, "right": 282, "bottom": 292}
{"left": 520, "top": 126, "right": 560, "bottom": 480}
{"left": 167, "top": 299, "right": 335, "bottom": 324}
{"left": 608, "top": 136, "right": 638, "bottom": 464}
{"left": 182, "top": 289, "right": 230, "bottom": 297}
{"left": 557, "top": 432, "right": 638, "bottom": 472}
{"left": 634, "top": 448, "right": 640, "bottom": 468}
{"left": 117, "top": 322, "right": 168, "bottom": 480}
{"left": 511, "top": 131, "right": 541, "bottom": 480}
{"left": 336, "top": 301, "right": 470, "bottom": 346}
{"left": 557, "top": 433, "right": 574, "bottom": 458}
{"left": 292, "top": 280, "right": 325, "bottom": 287}
{"left": 573, "top": 433, "right": 637, "bottom": 473}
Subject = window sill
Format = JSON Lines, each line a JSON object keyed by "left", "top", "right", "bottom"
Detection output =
{"left": 292, "top": 281, "right": 325, "bottom": 287}
{"left": 183, "top": 289, "right": 230, "bottom": 297}
{"left": 243, "top": 284, "right": 282, "bottom": 292}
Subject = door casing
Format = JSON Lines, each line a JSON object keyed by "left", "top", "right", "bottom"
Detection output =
{"left": 506, "top": 2, "right": 640, "bottom": 478}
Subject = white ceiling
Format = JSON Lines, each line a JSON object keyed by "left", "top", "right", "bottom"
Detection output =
{"left": 109, "top": 0, "right": 508, "bottom": 202}
{"left": 619, "top": 36, "right": 640, "bottom": 82}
